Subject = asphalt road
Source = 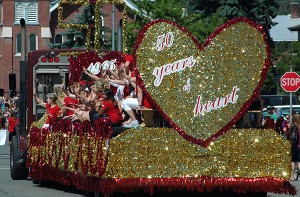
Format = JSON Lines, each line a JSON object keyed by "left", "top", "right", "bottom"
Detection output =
{"left": 0, "top": 130, "right": 300, "bottom": 197}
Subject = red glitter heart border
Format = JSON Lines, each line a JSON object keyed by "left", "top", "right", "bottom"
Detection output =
{"left": 132, "top": 17, "right": 271, "bottom": 147}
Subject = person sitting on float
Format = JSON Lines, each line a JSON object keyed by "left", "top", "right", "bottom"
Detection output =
{"left": 65, "top": 84, "right": 93, "bottom": 123}
{"left": 93, "top": 88, "right": 123, "bottom": 126}
{"left": 83, "top": 66, "right": 130, "bottom": 113}
{"left": 33, "top": 90, "right": 61, "bottom": 129}
{"left": 104, "top": 68, "right": 132, "bottom": 113}
{"left": 55, "top": 81, "right": 79, "bottom": 118}
{"left": 65, "top": 79, "right": 108, "bottom": 123}
{"left": 89, "top": 78, "right": 109, "bottom": 123}
{"left": 121, "top": 84, "right": 153, "bottom": 128}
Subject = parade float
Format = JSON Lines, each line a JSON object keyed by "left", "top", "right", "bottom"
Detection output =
{"left": 17, "top": 0, "right": 296, "bottom": 196}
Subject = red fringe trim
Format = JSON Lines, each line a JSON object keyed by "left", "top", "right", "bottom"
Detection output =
{"left": 29, "top": 163, "right": 297, "bottom": 196}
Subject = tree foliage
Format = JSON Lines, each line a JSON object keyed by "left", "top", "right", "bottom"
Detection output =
{"left": 126, "top": 0, "right": 226, "bottom": 53}
{"left": 49, "top": 4, "right": 111, "bottom": 50}
{"left": 188, "top": 0, "right": 279, "bottom": 44}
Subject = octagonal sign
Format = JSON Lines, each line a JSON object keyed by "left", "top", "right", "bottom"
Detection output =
{"left": 281, "top": 72, "right": 300, "bottom": 92}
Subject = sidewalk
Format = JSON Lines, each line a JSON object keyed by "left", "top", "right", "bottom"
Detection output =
{"left": 0, "top": 130, "right": 9, "bottom": 155}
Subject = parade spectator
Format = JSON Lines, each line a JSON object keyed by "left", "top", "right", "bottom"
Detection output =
{"left": 262, "top": 106, "right": 277, "bottom": 128}
{"left": 289, "top": 113, "right": 300, "bottom": 180}
{"left": 7, "top": 110, "right": 18, "bottom": 143}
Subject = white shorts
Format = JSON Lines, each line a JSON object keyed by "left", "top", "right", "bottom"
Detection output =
{"left": 121, "top": 98, "right": 138, "bottom": 111}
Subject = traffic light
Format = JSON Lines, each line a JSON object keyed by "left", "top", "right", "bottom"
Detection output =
{"left": 9, "top": 89, "right": 16, "bottom": 98}
{"left": 0, "top": 89, "right": 3, "bottom": 97}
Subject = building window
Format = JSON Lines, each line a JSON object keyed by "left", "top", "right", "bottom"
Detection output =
{"left": 29, "top": 34, "right": 37, "bottom": 51}
{"left": 0, "top": 1, "right": 3, "bottom": 25}
{"left": 16, "top": 34, "right": 21, "bottom": 54}
{"left": 15, "top": 1, "right": 38, "bottom": 24}
{"left": 55, "top": 34, "right": 62, "bottom": 44}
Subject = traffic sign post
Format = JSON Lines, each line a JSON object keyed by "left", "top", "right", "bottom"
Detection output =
{"left": 280, "top": 70, "right": 300, "bottom": 121}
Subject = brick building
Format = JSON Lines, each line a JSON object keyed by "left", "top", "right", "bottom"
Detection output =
{"left": 0, "top": 0, "right": 136, "bottom": 97}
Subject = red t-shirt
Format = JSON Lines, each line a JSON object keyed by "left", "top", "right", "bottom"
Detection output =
{"left": 135, "top": 87, "right": 153, "bottom": 109}
{"left": 46, "top": 103, "right": 61, "bottom": 124}
{"left": 123, "top": 54, "right": 133, "bottom": 62}
{"left": 64, "top": 96, "right": 78, "bottom": 116}
{"left": 8, "top": 117, "right": 18, "bottom": 132}
{"left": 102, "top": 100, "right": 123, "bottom": 124}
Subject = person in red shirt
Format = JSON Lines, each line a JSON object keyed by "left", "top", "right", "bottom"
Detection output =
{"left": 33, "top": 91, "right": 61, "bottom": 128}
{"left": 7, "top": 110, "right": 18, "bottom": 143}
{"left": 63, "top": 96, "right": 79, "bottom": 116}
{"left": 96, "top": 89, "right": 123, "bottom": 126}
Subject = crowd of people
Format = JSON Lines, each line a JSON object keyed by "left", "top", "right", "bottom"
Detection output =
{"left": 0, "top": 96, "right": 19, "bottom": 143}
{"left": 33, "top": 53, "right": 153, "bottom": 130}
{"left": 260, "top": 104, "right": 300, "bottom": 181}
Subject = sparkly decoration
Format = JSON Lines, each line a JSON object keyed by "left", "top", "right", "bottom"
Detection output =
{"left": 27, "top": 126, "right": 296, "bottom": 195}
{"left": 26, "top": 17, "right": 295, "bottom": 196}
{"left": 133, "top": 18, "right": 271, "bottom": 147}
{"left": 68, "top": 51, "right": 125, "bottom": 85}
{"left": 58, "top": 0, "right": 128, "bottom": 53}
{"left": 27, "top": 118, "right": 112, "bottom": 180}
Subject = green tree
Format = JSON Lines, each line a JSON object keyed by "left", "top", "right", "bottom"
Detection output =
{"left": 126, "top": 0, "right": 225, "bottom": 52}
{"left": 49, "top": 4, "right": 111, "bottom": 50}
{"left": 273, "top": 42, "right": 300, "bottom": 95}
{"left": 188, "top": 0, "right": 279, "bottom": 44}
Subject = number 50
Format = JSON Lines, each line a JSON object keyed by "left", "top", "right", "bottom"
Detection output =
{"left": 156, "top": 32, "right": 174, "bottom": 51}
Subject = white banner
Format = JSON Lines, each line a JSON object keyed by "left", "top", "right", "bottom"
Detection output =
{"left": 0, "top": 130, "right": 7, "bottom": 145}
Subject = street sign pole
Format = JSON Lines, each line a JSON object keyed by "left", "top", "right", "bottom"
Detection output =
{"left": 280, "top": 69, "right": 300, "bottom": 121}
{"left": 290, "top": 66, "right": 292, "bottom": 123}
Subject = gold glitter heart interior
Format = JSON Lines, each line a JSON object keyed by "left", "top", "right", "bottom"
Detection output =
{"left": 135, "top": 19, "right": 269, "bottom": 145}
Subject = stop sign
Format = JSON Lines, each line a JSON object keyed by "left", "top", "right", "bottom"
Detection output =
{"left": 280, "top": 72, "right": 300, "bottom": 92}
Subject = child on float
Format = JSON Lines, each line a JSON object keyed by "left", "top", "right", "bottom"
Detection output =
{"left": 121, "top": 85, "right": 153, "bottom": 128}
{"left": 65, "top": 79, "right": 108, "bottom": 123}
{"left": 104, "top": 68, "right": 132, "bottom": 113}
{"left": 55, "top": 82, "right": 77, "bottom": 118}
{"left": 93, "top": 88, "right": 123, "bottom": 126}
{"left": 67, "top": 84, "right": 93, "bottom": 123}
{"left": 89, "top": 78, "right": 109, "bottom": 123}
{"left": 83, "top": 66, "right": 130, "bottom": 113}
{"left": 33, "top": 91, "right": 61, "bottom": 129}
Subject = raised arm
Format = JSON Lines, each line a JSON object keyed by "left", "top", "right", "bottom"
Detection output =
{"left": 33, "top": 89, "right": 46, "bottom": 107}
{"left": 83, "top": 67, "right": 100, "bottom": 81}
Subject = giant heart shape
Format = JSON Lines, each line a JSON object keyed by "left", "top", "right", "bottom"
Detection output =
{"left": 133, "top": 18, "right": 270, "bottom": 147}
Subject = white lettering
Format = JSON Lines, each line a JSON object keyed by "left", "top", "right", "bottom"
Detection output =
{"left": 156, "top": 32, "right": 174, "bottom": 51}
{"left": 183, "top": 78, "right": 191, "bottom": 92}
{"left": 87, "top": 59, "right": 117, "bottom": 75}
{"left": 152, "top": 56, "right": 196, "bottom": 86}
{"left": 193, "top": 86, "right": 239, "bottom": 117}
{"left": 156, "top": 35, "right": 165, "bottom": 51}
